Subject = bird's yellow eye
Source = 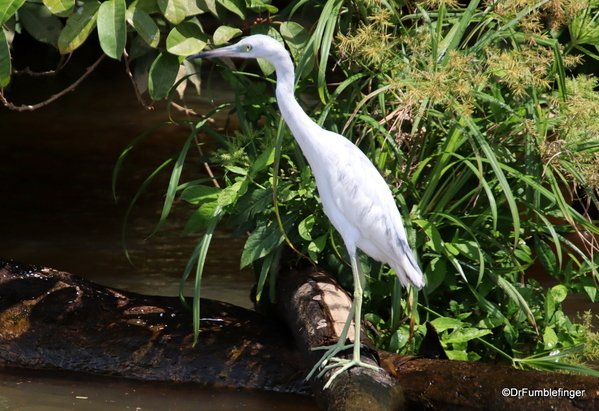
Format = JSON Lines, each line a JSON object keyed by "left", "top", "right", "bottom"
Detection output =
{"left": 243, "top": 44, "right": 252, "bottom": 52}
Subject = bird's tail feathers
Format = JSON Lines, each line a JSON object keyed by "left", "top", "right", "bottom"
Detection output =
{"left": 392, "top": 254, "right": 425, "bottom": 290}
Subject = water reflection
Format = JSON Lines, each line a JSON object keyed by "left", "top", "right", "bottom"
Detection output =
{"left": 1, "top": 52, "right": 306, "bottom": 408}
{"left": 1, "top": 58, "right": 253, "bottom": 308}
{"left": 0, "top": 368, "right": 317, "bottom": 411}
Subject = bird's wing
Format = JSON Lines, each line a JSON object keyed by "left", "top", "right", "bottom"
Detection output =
{"left": 318, "top": 133, "right": 423, "bottom": 288}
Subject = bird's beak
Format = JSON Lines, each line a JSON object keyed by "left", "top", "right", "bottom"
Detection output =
{"left": 187, "top": 45, "right": 238, "bottom": 60}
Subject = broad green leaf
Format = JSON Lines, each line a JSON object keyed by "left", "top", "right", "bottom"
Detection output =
{"left": 224, "top": 165, "right": 247, "bottom": 175}
{"left": 218, "top": 180, "right": 247, "bottom": 207}
{"left": 218, "top": 0, "right": 245, "bottom": 19}
{"left": 129, "top": 0, "right": 160, "bottom": 14}
{"left": 280, "top": 21, "right": 314, "bottom": 77}
{"left": 535, "top": 236, "right": 558, "bottom": 278}
{"left": 181, "top": 185, "right": 221, "bottom": 204}
{"left": 445, "top": 350, "right": 468, "bottom": 361}
{"left": 429, "top": 317, "right": 464, "bottom": 332}
{"left": 43, "top": 0, "right": 74, "bottom": 16}
{"left": 280, "top": 21, "right": 309, "bottom": 64}
{"left": 148, "top": 52, "right": 180, "bottom": 100}
{"left": 249, "top": 146, "right": 275, "bottom": 174}
{"left": 184, "top": 0, "right": 203, "bottom": 15}
{"left": 444, "top": 328, "right": 492, "bottom": 344}
{"left": 157, "top": 0, "right": 186, "bottom": 25}
{"left": 17, "top": 2, "right": 62, "bottom": 48}
{"left": 197, "top": 0, "right": 224, "bottom": 19}
{"left": 308, "top": 234, "right": 327, "bottom": 262}
{"left": 98, "top": 0, "right": 126, "bottom": 60}
{"left": 0, "top": 28, "right": 11, "bottom": 87}
{"left": 58, "top": 1, "right": 100, "bottom": 54}
{"left": 424, "top": 257, "right": 446, "bottom": 295}
{"left": 545, "top": 285, "right": 568, "bottom": 322}
{"left": 166, "top": 22, "right": 207, "bottom": 56}
{"left": 542, "top": 327, "right": 558, "bottom": 350}
{"left": 127, "top": 7, "right": 160, "bottom": 48}
{"left": 0, "top": 0, "right": 26, "bottom": 25}
{"left": 298, "top": 214, "right": 315, "bottom": 241}
{"left": 577, "top": 276, "right": 598, "bottom": 302}
{"left": 241, "top": 213, "right": 295, "bottom": 268}
{"left": 213, "top": 25, "right": 241, "bottom": 45}
{"left": 182, "top": 202, "right": 218, "bottom": 234}
{"left": 247, "top": 0, "right": 276, "bottom": 12}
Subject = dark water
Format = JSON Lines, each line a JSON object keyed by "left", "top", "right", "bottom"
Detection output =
{"left": 1, "top": 52, "right": 316, "bottom": 409}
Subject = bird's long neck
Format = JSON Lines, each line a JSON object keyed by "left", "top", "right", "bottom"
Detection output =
{"left": 270, "top": 51, "right": 323, "bottom": 161}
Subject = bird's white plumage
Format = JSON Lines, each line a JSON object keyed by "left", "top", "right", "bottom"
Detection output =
{"left": 190, "top": 35, "right": 424, "bottom": 387}
{"left": 190, "top": 34, "right": 423, "bottom": 289}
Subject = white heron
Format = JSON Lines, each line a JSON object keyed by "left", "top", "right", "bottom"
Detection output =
{"left": 189, "top": 34, "right": 424, "bottom": 389}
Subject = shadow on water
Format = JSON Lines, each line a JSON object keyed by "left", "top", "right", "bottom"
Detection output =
{"left": 1, "top": 42, "right": 318, "bottom": 409}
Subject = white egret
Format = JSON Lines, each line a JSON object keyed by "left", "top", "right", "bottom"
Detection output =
{"left": 189, "top": 34, "right": 424, "bottom": 389}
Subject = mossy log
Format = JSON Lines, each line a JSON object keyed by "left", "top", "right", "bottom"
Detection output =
{"left": 0, "top": 258, "right": 598, "bottom": 411}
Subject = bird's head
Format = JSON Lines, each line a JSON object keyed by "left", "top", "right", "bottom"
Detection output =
{"left": 187, "top": 34, "right": 287, "bottom": 62}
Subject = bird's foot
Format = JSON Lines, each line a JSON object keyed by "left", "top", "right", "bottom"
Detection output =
{"left": 306, "top": 342, "right": 381, "bottom": 389}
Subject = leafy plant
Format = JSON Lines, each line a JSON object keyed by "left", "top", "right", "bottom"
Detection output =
{"left": 0, "top": 0, "right": 276, "bottom": 102}
{"left": 173, "top": 0, "right": 599, "bottom": 373}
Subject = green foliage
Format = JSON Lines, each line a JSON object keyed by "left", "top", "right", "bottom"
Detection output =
{"left": 168, "top": 0, "right": 599, "bottom": 374}
{"left": 325, "top": 0, "right": 599, "bottom": 375}
{"left": 1, "top": 0, "right": 278, "bottom": 92}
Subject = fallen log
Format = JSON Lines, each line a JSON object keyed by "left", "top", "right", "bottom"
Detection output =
{"left": 386, "top": 356, "right": 599, "bottom": 411}
{"left": 273, "top": 259, "right": 599, "bottom": 411}
{"left": 275, "top": 260, "right": 405, "bottom": 411}
{"left": 1, "top": 258, "right": 598, "bottom": 411}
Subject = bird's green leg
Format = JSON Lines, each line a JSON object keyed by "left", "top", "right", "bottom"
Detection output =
{"left": 305, "top": 253, "right": 381, "bottom": 389}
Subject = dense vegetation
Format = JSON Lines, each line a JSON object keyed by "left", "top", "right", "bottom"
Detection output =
{"left": 3, "top": 0, "right": 599, "bottom": 375}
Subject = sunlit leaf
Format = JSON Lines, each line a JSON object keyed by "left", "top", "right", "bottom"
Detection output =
{"left": 213, "top": 25, "right": 241, "bottom": 45}
{"left": 98, "top": 0, "right": 126, "bottom": 60}
{"left": 444, "top": 328, "right": 492, "bottom": 344}
{"left": 157, "top": 0, "right": 186, "bottom": 25}
{"left": 542, "top": 327, "right": 558, "bottom": 350}
{"left": 308, "top": 234, "right": 327, "bottom": 262}
{"left": 0, "top": 28, "right": 11, "bottom": 87}
{"left": 181, "top": 185, "right": 221, "bottom": 204}
{"left": 545, "top": 285, "right": 568, "bottom": 322}
{"left": 241, "top": 213, "right": 295, "bottom": 268}
{"left": 218, "top": 180, "right": 248, "bottom": 207}
{"left": 430, "top": 317, "right": 464, "bottom": 332}
{"left": 58, "top": 1, "right": 100, "bottom": 54}
{"left": 182, "top": 202, "right": 219, "bottom": 234}
{"left": 127, "top": 7, "right": 160, "bottom": 48}
{"left": 298, "top": 214, "right": 315, "bottom": 241}
{"left": 0, "top": 0, "right": 26, "bottom": 25}
{"left": 166, "top": 22, "right": 207, "bottom": 56}
{"left": 43, "top": 0, "right": 74, "bottom": 16}
{"left": 280, "top": 21, "right": 309, "bottom": 63}
{"left": 247, "top": 0, "right": 276, "bottom": 12}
